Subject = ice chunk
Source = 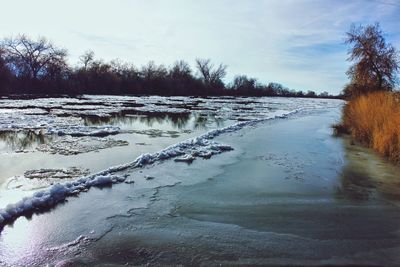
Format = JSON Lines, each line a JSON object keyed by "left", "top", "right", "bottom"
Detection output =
{"left": 37, "top": 136, "right": 128, "bottom": 155}
{"left": 174, "top": 154, "right": 195, "bottom": 163}
{"left": 5, "top": 167, "right": 91, "bottom": 191}
{"left": 0, "top": 112, "right": 122, "bottom": 137}
{"left": 0, "top": 174, "right": 125, "bottom": 227}
{"left": 48, "top": 125, "right": 121, "bottom": 137}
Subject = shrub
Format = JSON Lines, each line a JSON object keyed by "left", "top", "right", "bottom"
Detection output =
{"left": 341, "top": 91, "right": 400, "bottom": 163}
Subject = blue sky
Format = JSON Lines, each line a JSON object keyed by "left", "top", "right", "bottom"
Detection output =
{"left": 1, "top": 0, "right": 399, "bottom": 94}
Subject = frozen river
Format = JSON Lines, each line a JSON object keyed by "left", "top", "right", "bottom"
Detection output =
{"left": 1, "top": 96, "right": 400, "bottom": 266}
{"left": 0, "top": 95, "right": 337, "bottom": 208}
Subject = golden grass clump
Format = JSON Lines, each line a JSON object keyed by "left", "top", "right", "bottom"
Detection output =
{"left": 341, "top": 91, "right": 400, "bottom": 163}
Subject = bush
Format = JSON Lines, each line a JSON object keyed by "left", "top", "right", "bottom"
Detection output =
{"left": 340, "top": 91, "right": 400, "bottom": 163}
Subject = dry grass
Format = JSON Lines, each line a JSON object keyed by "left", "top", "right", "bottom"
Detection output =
{"left": 339, "top": 91, "right": 400, "bottom": 163}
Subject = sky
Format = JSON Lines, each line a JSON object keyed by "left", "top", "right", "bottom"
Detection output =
{"left": 1, "top": 0, "right": 399, "bottom": 94}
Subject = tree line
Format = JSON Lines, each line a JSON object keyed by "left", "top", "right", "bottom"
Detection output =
{"left": 0, "top": 34, "right": 336, "bottom": 98}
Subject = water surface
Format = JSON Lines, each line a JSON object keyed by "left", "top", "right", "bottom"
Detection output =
{"left": 3, "top": 97, "right": 399, "bottom": 266}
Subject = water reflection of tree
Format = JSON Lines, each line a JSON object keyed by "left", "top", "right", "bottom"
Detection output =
{"left": 336, "top": 141, "right": 400, "bottom": 202}
{"left": 83, "top": 111, "right": 226, "bottom": 130}
{"left": 0, "top": 130, "right": 49, "bottom": 150}
{"left": 84, "top": 111, "right": 191, "bottom": 128}
{"left": 336, "top": 164, "right": 376, "bottom": 201}
{"left": 193, "top": 114, "right": 224, "bottom": 130}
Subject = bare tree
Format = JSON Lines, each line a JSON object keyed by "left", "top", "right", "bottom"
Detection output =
{"left": 169, "top": 60, "right": 192, "bottom": 79}
{"left": 110, "top": 59, "right": 138, "bottom": 78}
{"left": 195, "top": 58, "right": 227, "bottom": 85}
{"left": 0, "top": 34, "right": 67, "bottom": 80}
{"left": 344, "top": 23, "right": 399, "bottom": 97}
{"left": 141, "top": 61, "right": 167, "bottom": 80}
{"left": 0, "top": 48, "right": 11, "bottom": 94}
{"left": 231, "top": 75, "right": 257, "bottom": 91}
{"left": 79, "top": 50, "right": 95, "bottom": 70}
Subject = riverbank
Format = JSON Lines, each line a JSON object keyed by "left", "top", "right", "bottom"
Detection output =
{"left": 337, "top": 91, "right": 400, "bottom": 164}
{"left": 1, "top": 102, "right": 400, "bottom": 266}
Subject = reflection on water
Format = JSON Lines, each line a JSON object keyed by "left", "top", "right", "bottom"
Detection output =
{"left": 0, "top": 109, "right": 228, "bottom": 196}
{"left": 83, "top": 112, "right": 189, "bottom": 128}
{"left": 83, "top": 112, "right": 225, "bottom": 131}
{"left": 337, "top": 166, "right": 376, "bottom": 201}
{"left": 337, "top": 137, "right": 400, "bottom": 203}
{"left": 0, "top": 131, "right": 50, "bottom": 151}
{"left": 0, "top": 112, "right": 226, "bottom": 152}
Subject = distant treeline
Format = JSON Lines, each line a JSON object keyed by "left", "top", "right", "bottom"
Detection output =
{"left": 0, "top": 35, "right": 337, "bottom": 98}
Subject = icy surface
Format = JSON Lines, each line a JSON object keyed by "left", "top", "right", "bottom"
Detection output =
{"left": 0, "top": 112, "right": 121, "bottom": 137}
{"left": 23, "top": 168, "right": 90, "bottom": 180}
{"left": 0, "top": 174, "right": 125, "bottom": 225}
{"left": 4, "top": 105, "right": 398, "bottom": 267}
{"left": 0, "top": 96, "right": 342, "bottom": 136}
{"left": 46, "top": 235, "right": 91, "bottom": 252}
{"left": 5, "top": 167, "right": 91, "bottom": 191}
{"left": 0, "top": 108, "right": 299, "bottom": 227}
{"left": 0, "top": 96, "right": 344, "bottom": 228}
{"left": 37, "top": 136, "right": 129, "bottom": 155}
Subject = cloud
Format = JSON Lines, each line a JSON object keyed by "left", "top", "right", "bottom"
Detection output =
{"left": 0, "top": 0, "right": 398, "bottom": 94}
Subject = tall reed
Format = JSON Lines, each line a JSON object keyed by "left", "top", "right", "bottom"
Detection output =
{"left": 340, "top": 91, "right": 400, "bottom": 163}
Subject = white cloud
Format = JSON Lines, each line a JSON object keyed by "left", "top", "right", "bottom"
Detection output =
{"left": 0, "top": 0, "right": 398, "bottom": 94}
